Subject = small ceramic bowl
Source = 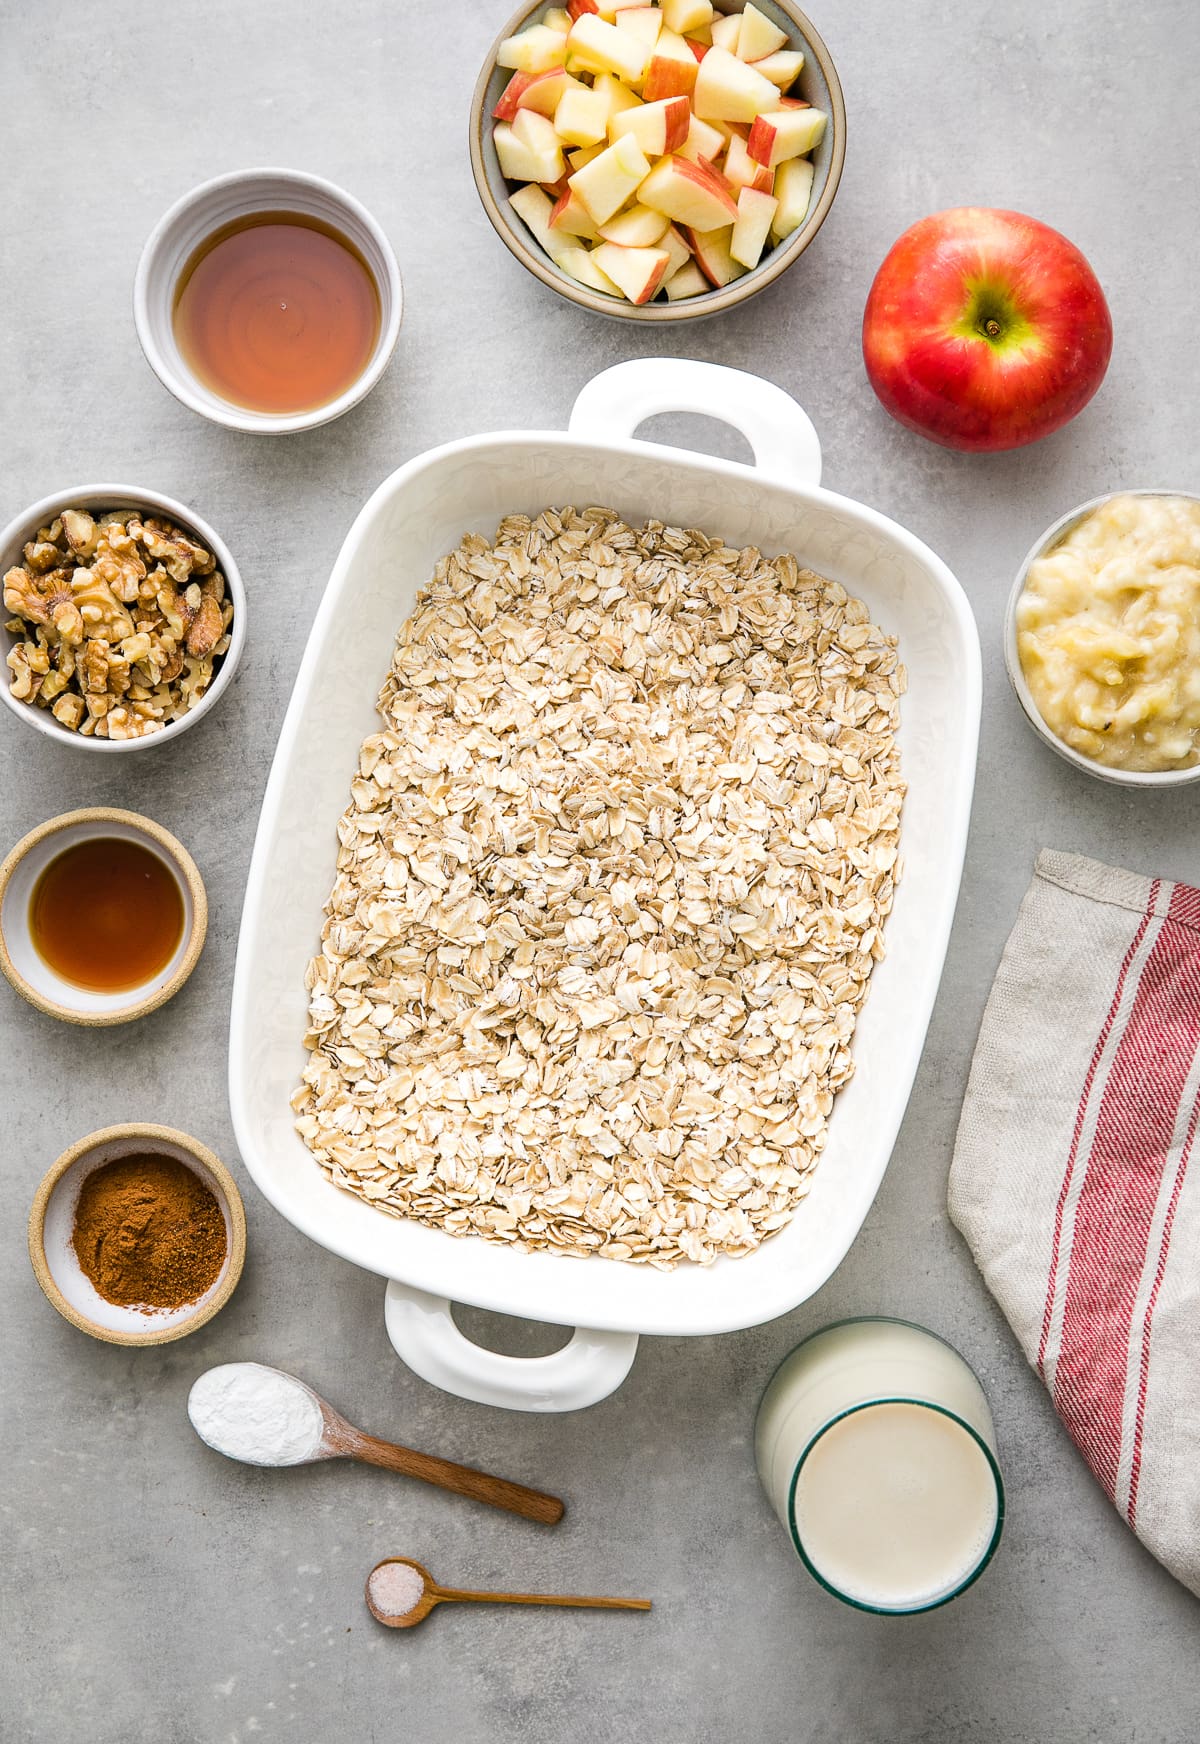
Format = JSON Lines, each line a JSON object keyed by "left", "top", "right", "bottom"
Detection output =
{"left": 1004, "top": 488, "right": 1200, "bottom": 789}
{"left": 470, "top": 0, "right": 845, "bottom": 322}
{"left": 0, "top": 482, "right": 246, "bottom": 752}
{"left": 0, "top": 808, "right": 207, "bottom": 1024}
{"left": 134, "top": 167, "right": 403, "bottom": 434}
{"left": 28, "top": 1124, "right": 246, "bottom": 1346}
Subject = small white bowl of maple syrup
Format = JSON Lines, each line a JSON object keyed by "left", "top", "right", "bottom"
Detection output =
{"left": 0, "top": 808, "right": 207, "bottom": 1026}
{"left": 134, "top": 168, "right": 403, "bottom": 434}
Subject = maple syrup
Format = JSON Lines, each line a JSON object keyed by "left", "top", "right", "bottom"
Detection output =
{"left": 31, "top": 837, "right": 185, "bottom": 993}
{"left": 173, "top": 212, "right": 381, "bottom": 414}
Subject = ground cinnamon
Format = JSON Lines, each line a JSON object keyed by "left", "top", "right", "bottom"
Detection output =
{"left": 71, "top": 1154, "right": 226, "bottom": 1311}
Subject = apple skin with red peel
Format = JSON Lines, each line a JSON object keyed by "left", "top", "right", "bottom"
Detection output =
{"left": 862, "top": 207, "right": 1113, "bottom": 453}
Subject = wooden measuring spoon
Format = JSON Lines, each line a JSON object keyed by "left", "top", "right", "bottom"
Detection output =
{"left": 187, "top": 1363, "right": 563, "bottom": 1525}
{"left": 365, "top": 1557, "right": 652, "bottom": 1630}
{"left": 319, "top": 1398, "right": 563, "bottom": 1525}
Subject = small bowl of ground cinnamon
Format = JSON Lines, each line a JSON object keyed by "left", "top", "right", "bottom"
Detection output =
{"left": 28, "top": 1123, "right": 246, "bottom": 1345}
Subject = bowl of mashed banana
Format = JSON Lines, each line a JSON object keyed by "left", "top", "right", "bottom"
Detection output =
{"left": 1006, "top": 489, "right": 1200, "bottom": 786}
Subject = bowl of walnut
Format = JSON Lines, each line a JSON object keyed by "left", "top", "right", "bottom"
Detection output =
{"left": 0, "top": 485, "right": 245, "bottom": 750}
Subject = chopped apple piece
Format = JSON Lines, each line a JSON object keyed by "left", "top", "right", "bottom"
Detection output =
{"left": 665, "top": 259, "right": 710, "bottom": 298}
{"left": 568, "top": 132, "right": 652, "bottom": 222}
{"left": 550, "top": 186, "right": 602, "bottom": 238}
{"left": 593, "top": 68, "right": 644, "bottom": 122}
{"left": 565, "top": 14, "right": 651, "bottom": 82}
{"left": 729, "top": 186, "right": 778, "bottom": 266}
{"left": 568, "top": 141, "right": 607, "bottom": 169}
{"left": 686, "top": 223, "right": 746, "bottom": 286}
{"left": 661, "top": 0, "right": 713, "bottom": 30}
{"left": 591, "top": 241, "right": 671, "bottom": 303}
{"left": 508, "top": 180, "right": 555, "bottom": 237}
{"left": 495, "top": 120, "right": 565, "bottom": 184}
{"left": 638, "top": 152, "right": 740, "bottom": 230}
{"left": 694, "top": 45, "right": 781, "bottom": 123}
{"left": 686, "top": 36, "right": 709, "bottom": 61}
{"left": 614, "top": 6, "right": 662, "bottom": 47}
{"left": 677, "top": 112, "right": 726, "bottom": 163}
{"left": 555, "top": 85, "right": 610, "bottom": 145}
{"left": 567, "top": 0, "right": 599, "bottom": 14}
{"left": 771, "top": 154, "right": 815, "bottom": 237}
{"left": 747, "top": 103, "right": 826, "bottom": 167}
{"left": 509, "top": 183, "right": 576, "bottom": 265}
{"left": 752, "top": 49, "right": 805, "bottom": 88}
{"left": 516, "top": 67, "right": 586, "bottom": 117}
{"left": 544, "top": 7, "right": 572, "bottom": 31}
{"left": 513, "top": 106, "right": 565, "bottom": 153}
{"left": 598, "top": 202, "right": 671, "bottom": 246}
{"left": 724, "top": 132, "right": 775, "bottom": 194}
{"left": 642, "top": 28, "right": 698, "bottom": 100}
{"left": 556, "top": 244, "right": 622, "bottom": 294}
{"left": 498, "top": 25, "right": 572, "bottom": 74}
{"left": 709, "top": 13, "right": 741, "bottom": 51}
{"left": 609, "top": 93, "right": 690, "bottom": 154}
{"left": 494, "top": 71, "right": 536, "bottom": 123}
{"left": 735, "top": 3, "right": 787, "bottom": 62}
{"left": 661, "top": 222, "right": 692, "bottom": 276}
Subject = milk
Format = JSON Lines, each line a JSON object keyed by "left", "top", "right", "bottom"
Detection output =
{"left": 756, "top": 1319, "right": 1004, "bottom": 1613}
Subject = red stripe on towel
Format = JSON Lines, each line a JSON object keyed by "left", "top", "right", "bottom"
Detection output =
{"left": 1127, "top": 1090, "right": 1199, "bottom": 1528}
{"left": 1036, "top": 892, "right": 1157, "bottom": 1378}
{"left": 1164, "top": 881, "right": 1200, "bottom": 932}
{"left": 1052, "top": 885, "right": 1200, "bottom": 1500}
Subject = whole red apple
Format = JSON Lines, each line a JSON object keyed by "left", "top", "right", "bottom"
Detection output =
{"left": 862, "top": 207, "right": 1113, "bottom": 452}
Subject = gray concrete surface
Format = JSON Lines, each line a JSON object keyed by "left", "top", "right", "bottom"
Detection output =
{"left": 3, "top": 0, "right": 1199, "bottom": 1738}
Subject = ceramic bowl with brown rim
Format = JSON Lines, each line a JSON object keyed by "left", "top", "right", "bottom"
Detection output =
{"left": 28, "top": 1124, "right": 246, "bottom": 1346}
{"left": 1004, "top": 489, "right": 1200, "bottom": 789}
{"left": 0, "top": 808, "right": 207, "bottom": 1025}
{"left": 469, "top": 0, "right": 846, "bottom": 322}
{"left": 0, "top": 482, "right": 246, "bottom": 751}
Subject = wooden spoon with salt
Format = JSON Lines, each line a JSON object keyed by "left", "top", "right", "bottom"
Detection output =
{"left": 187, "top": 1362, "right": 563, "bottom": 1525}
{"left": 365, "top": 1557, "right": 652, "bottom": 1630}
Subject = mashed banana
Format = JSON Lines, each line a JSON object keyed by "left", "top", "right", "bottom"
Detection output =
{"left": 1016, "top": 492, "right": 1200, "bottom": 772}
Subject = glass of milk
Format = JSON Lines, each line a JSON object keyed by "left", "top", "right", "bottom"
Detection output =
{"left": 756, "top": 1318, "right": 1004, "bottom": 1613}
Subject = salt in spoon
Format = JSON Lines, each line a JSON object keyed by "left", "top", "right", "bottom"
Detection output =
{"left": 365, "top": 1557, "right": 652, "bottom": 1630}
{"left": 187, "top": 1362, "right": 563, "bottom": 1525}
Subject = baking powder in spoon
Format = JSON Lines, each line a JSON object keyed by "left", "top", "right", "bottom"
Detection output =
{"left": 188, "top": 1362, "right": 324, "bottom": 1465}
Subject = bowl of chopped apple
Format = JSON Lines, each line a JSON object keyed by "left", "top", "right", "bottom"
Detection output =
{"left": 470, "top": 0, "right": 845, "bottom": 317}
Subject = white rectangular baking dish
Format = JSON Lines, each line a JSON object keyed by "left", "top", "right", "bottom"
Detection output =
{"left": 230, "top": 359, "right": 980, "bottom": 1412}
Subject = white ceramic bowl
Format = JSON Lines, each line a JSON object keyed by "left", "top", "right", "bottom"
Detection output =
{"left": 1004, "top": 488, "right": 1200, "bottom": 789}
{"left": 0, "top": 807, "right": 207, "bottom": 1025}
{"left": 28, "top": 1124, "right": 245, "bottom": 1345}
{"left": 0, "top": 483, "right": 245, "bottom": 752}
{"left": 134, "top": 167, "right": 403, "bottom": 435}
{"left": 230, "top": 359, "right": 981, "bottom": 1412}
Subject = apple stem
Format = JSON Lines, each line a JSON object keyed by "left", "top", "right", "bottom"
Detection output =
{"left": 984, "top": 318, "right": 1001, "bottom": 338}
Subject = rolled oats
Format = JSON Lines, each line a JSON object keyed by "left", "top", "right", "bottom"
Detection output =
{"left": 293, "top": 508, "right": 905, "bottom": 1268}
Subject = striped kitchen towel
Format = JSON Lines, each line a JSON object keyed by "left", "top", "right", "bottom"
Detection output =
{"left": 950, "top": 849, "right": 1200, "bottom": 1597}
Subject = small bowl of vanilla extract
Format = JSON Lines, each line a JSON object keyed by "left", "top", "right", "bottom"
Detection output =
{"left": 134, "top": 168, "right": 403, "bottom": 434}
{"left": 0, "top": 808, "right": 206, "bottom": 1026}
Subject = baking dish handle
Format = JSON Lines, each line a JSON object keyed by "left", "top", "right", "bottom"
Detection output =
{"left": 568, "top": 357, "right": 822, "bottom": 489}
{"left": 384, "top": 1281, "right": 639, "bottom": 1413}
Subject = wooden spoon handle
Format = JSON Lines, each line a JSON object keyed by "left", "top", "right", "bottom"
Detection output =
{"left": 437, "top": 1588, "right": 651, "bottom": 1612}
{"left": 348, "top": 1432, "right": 564, "bottom": 1526}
